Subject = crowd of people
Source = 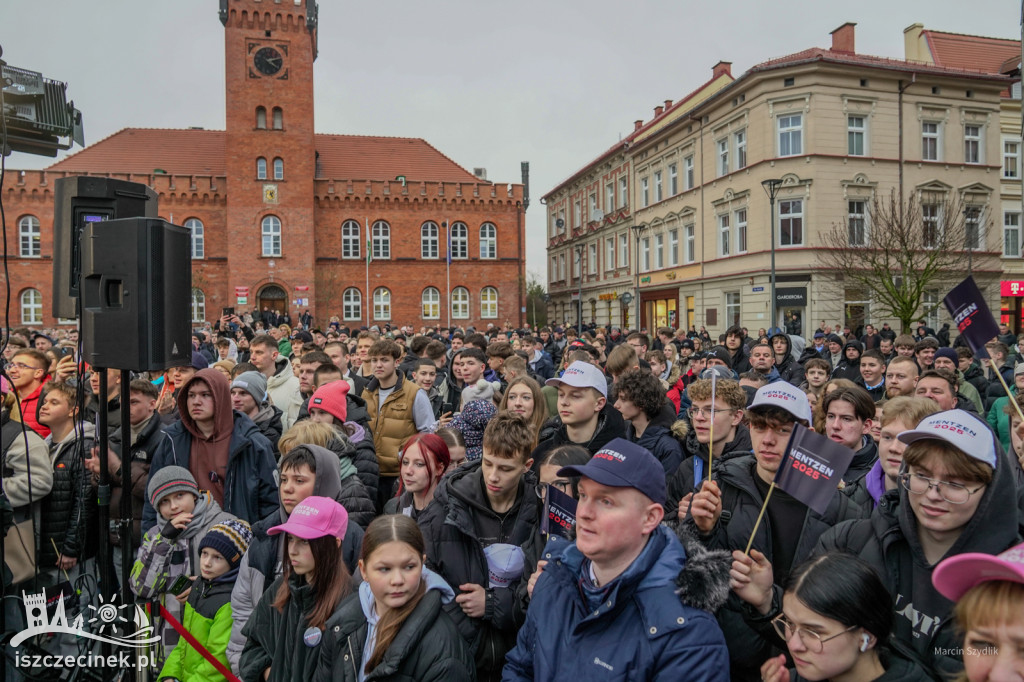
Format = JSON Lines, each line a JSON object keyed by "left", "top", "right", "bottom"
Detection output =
{"left": 1, "top": 310, "right": 1023, "bottom": 681}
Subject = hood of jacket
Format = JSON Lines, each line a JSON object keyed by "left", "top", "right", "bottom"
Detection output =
{"left": 254, "top": 403, "right": 282, "bottom": 426}
{"left": 267, "top": 356, "right": 295, "bottom": 387}
{"left": 175, "top": 490, "right": 225, "bottom": 541}
{"left": 273, "top": 443, "right": 345, "bottom": 524}
{"left": 177, "top": 368, "right": 234, "bottom": 443}
{"left": 433, "top": 460, "right": 538, "bottom": 534}
{"left": 549, "top": 401, "right": 626, "bottom": 453}
{"left": 684, "top": 422, "right": 753, "bottom": 465}
{"left": 324, "top": 433, "right": 360, "bottom": 481}
{"left": 357, "top": 565, "right": 455, "bottom": 621}
{"left": 47, "top": 420, "right": 96, "bottom": 461}
{"left": 769, "top": 332, "right": 792, "bottom": 359}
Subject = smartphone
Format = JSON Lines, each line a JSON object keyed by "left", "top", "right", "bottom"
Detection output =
{"left": 223, "top": 307, "right": 234, "bottom": 317}
{"left": 165, "top": 575, "right": 192, "bottom": 596}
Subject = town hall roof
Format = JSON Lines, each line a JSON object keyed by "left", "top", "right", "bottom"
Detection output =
{"left": 46, "top": 127, "right": 481, "bottom": 183}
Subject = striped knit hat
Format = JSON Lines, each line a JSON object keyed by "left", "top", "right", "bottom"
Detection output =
{"left": 199, "top": 519, "right": 253, "bottom": 569}
{"left": 147, "top": 466, "right": 200, "bottom": 509}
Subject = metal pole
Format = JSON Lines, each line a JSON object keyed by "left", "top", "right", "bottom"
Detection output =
{"left": 576, "top": 245, "right": 583, "bottom": 332}
{"left": 635, "top": 232, "right": 642, "bottom": 331}
{"left": 770, "top": 195, "right": 777, "bottom": 331}
{"left": 119, "top": 369, "right": 136, "bottom": 682}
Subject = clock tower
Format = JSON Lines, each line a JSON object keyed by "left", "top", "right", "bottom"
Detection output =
{"left": 219, "top": 0, "right": 319, "bottom": 319}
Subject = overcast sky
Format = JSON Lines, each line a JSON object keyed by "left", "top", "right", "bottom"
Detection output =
{"left": 3, "top": 0, "right": 1019, "bottom": 278}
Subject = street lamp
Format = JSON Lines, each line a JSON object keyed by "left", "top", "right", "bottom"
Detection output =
{"left": 574, "top": 243, "right": 584, "bottom": 332}
{"left": 631, "top": 223, "right": 647, "bottom": 332}
{"left": 761, "top": 178, "right": 783, "bottom": 331}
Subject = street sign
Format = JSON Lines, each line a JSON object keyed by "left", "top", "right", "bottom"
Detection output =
{"left": 752, "top": 286, "right": 765, "bottom": 292}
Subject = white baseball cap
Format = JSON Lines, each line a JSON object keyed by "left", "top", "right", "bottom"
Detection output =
{"left": 545, "top": 361, "right": 607, "bottom": 398}
{"left": 747, "top": 381, "right": 812, "bottom": 424}
{"left": 897, "top": 409, "right": 997, "bottom": 469}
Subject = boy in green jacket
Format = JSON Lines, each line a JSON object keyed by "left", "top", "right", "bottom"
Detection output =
{"left": 159, "top": 519, "right": 252, "bottom": 682}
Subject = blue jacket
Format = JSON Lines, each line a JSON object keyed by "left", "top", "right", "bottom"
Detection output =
{"left": 502, "top": 525, "right": 729, "bottom": 681}
{"left": 143, "top": 411, "right": 279, "bottom": 530}
{"left": 626, "top": 422, "right": 683, "bottom": 476}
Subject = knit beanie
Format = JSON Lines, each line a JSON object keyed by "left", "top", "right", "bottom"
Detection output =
{"left": 309, "top": 380, "right": 351, "bottom": 422}
{"left": 147, "top": 465, "right": 199, "bottom": 508}
{"left": 198, "top": 519, "right": 253, "bottom": 569}
{"left": 191, "top": 351, "right": 209, "bottom": 370}
{"left": 231, "top": 370, "right": 268, "bottom": 405}
{"left": 461, "top": 378, "right": 501, "bottom": 407}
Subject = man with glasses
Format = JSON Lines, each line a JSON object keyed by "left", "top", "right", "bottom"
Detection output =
{"left": 707, "top": 382, "right": 865, "bottom": 680}
{"left": 813, "top": 409, "right": 1018, "bottom": 679}
{"left": 8, "top": 349, "right": 52, "bottom": 437}
{"left": 666, "top": 377, "right": 749, "bottom": 522}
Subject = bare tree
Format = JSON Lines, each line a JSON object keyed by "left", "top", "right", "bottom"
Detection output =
{"left": 818, "top": 189, "right": 984, "bottom": 333}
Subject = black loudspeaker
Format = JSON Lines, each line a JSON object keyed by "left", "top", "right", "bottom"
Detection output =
{"left": 80, "top": 217, "right": 191, "bottom": 371}
{"left": 52, "top": 176, "right": 158, "bottom": 318}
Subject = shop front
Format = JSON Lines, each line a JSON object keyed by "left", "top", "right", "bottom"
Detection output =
{"left": 775, "top": 286, "right": 807, "bottom": 337}
{"left": 1000, "top": 281, "right": 1024, "bottom": 334}
{"left": 640, "top": 286, "right": 679, "bottom": 331}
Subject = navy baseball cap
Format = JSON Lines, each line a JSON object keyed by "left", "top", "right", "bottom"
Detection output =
{"left": 558, "top": 438, "right": 666, "bottom": 505}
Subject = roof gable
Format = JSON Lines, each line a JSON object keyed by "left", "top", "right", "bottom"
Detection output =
{"left": 922, "top": 30, "right": 1021, "bottom": 74}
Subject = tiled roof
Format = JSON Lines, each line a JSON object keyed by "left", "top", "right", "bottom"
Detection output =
{"left": 47, "top": 128, "right": 227, "bottom": 175}
{"left": 922, "top": 30, "right": 1020, "bottom": 75}
{"left": 46, "top": 128, "right": 480, "bottom": 182}
{"left": 750, "top": 46, "right": 1013, "bottom": 81}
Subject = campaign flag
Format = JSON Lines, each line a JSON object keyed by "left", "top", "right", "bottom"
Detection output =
{"left": 773, "top": 425, "right": 855, "bottom": 515}
{"left": 540, "top": 485, "right": 577, "bottom": 539}
{"left": 944, "top": 276, "right": 999, "bottom": 359}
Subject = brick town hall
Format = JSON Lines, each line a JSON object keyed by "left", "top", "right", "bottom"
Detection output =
{"left": 3, "top": 0, "right": 527, "bottom": 329}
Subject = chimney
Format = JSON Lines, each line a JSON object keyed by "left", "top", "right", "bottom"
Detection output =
{"left": 664, "top": 99, "right": 673, "bottom": 109}
{"left": 830, "top": 22, "right": 856, "bottom": 54}
{"left": 903, "top": 23, "right": 929, "bottom": 62}
{"left": 654, "top": 105, "right": 664, "bottom": 116}
{"left": 634, "top": 119, "right": 644, "bottom": 131}
{"left": 712, "top": 61, "right": 732, "bottom": 78}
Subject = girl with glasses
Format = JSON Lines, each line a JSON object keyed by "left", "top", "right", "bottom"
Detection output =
{"left": 759, "top": 553, "right": 931, "bottom": 681}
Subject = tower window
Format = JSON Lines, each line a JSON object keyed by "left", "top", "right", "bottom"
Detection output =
{"left": 273, "top": 157, "right": 284, "bottom": 180}
{"left": 257, "top": 157, "right": 267, "bottom": 180}
{"left": 272, "top": 107, "right": 283, "bottom": 130}
{"left": 256, "top": 107, "right": 267, "bottom": 129}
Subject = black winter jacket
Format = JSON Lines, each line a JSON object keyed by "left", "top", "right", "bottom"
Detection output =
{"left": 418, "top": 461, "right": 541, "bottom": 678}
{"left": 252, "top": 404, "right": 284, "bottom": 460}
{"left": 313, "top": 587, "right": 474, "bottom": 682}
{"left": 814, "top": 453, "right": 1023, "bottom": 681}
{"left": 106, "top": 414, "right": 163, "bottom": 548}
{"left": 239, "top": 573, "right": 348, "bottom": 682}
{"left": 321, "top": 439, "right": 376, "bottom": 529}
{"left": 330, "top": 427, "right": 379, "bottom": 507}
{"left": 624, "top": 421, "right": 683, "bottom": 476}
{"left": 40, "top": 423, "right": 94, "bottom": 565}
{"left": 531, "top": 402, "right": 627, "bottom": 461}
{"left": 845, "top": 436, "right": 879, "bottom": 483}
{"left": 665, "top": 424, "right": 752, "bottom": 520}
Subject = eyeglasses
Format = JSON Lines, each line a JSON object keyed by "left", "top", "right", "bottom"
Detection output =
{"left": 9, "top": 362, "right": 42, "bottom": 372}
{"left": 535, "top": 479, "right": 572, "bottom": 500}
{"left": 900, "top": 472, "right": 985, "bottom": 505}
{"left": 771, "top": 615, "right": 856, "bottom": 653}
{"left": 687, "top": 406, "right": 728, "bottom": 419}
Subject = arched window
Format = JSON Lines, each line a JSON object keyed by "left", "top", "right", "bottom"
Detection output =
{"left": 422, "top": 287, "right": 440, "bottom": 319}
{"left": 451, "top": 286, "right": 470, "bottom": 319}
{"left": 450, "top": 222, "right": 468, "bottom": 259}
{"left": 373, "top": 287, "right": 391, "bottom": 321}
{"left": 262, "top": 215, "right": 282, "bottom": 256}
{"left": 341, "top": 220, "right": 361, "bottom": 259}
{"left": 184, "top": 218, "right": 204, "bottom": 259}
{"left": 256, "top": 157, "right": 267, "bottom": 180}
{"left": 273, "top": 157, "right": 284, "bottom": 180}
{"left": 421, "top": 221, "right": 439, "bottom": 259}
{"left": 272, "top": 107, "right": 283, "bottom": 130}
{"left": 481, "top": 287, "right": 499, "bottom": 319}
{"left": 479, "top": 222, "right": 496, "bottom": 259}
{"left": 372, "top": 221, "right": 390, "bottom": 259}
{"left": 256, "top": 107, "right": 267, "bottom": 129}
{"left": 20, "top": 289, "right": 41, "bottom": 325}
{"left": 191, "top": 288, "right": 206, "bottom": 324}
{"left": 18, "top": 215, "right": 40, "bottom": 258}
{"left": 342, "top": 287, "right": 362, "bottom": 321}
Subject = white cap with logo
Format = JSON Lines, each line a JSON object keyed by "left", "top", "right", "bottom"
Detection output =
{"left": 897, "top": 409, "right": 997, "bottom": 469}
{"left": 747, "top": 381, "right": 812, "bottom": 424}
{"left": 545, "top": 361, "right": 608, "bottom": 399}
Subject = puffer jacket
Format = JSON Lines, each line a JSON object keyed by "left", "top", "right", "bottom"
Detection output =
{"left": 362, "top": 371, "right": 422, "bottom": 477}
{"left": 143, "top": 408, "right": 278, "bottom": 530}
{"left": 158, "top": 568, "right": 236, "bottom": 682}
{"left": 252, "top": 403, "right": 284, "bottom": 460}
{"left": 814, "top": 446, "right": 1023, "bottom": 681}
{"left": 844, "top": 436, "right": 879, "bottom": 483}
{"left": 531, "top": 402, "right": 626, "bottom": 461}
{"left": 239, "top": 571, "right": 348, "bottom": 682}
{"left": 318, "top": 439, "right": 375, "bottom": 529}
{"left": 106, "top": 413, "right": 163, "bottom": 549}
{"left": 503, "top": 524, "right": 730, "bottom": 681}
{"left": 418, "top": 461, "right": 541, "bottom": 678}
{"left": 790, "top": 645, "right": 933, "bottom": 681}
{"left": 332, "top": 423, "right": 379, "bottom": 505}
{"left": 40, "top": 422, "right": 94, "bottom": 566}
{"left": 226, "top": 442, "right": 365, "bottom": 673}
{"left": 313, "top": 570, "right": 475, "bottom": 682}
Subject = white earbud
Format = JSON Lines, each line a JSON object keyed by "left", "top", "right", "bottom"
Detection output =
{"left": 859, "top": 634, "right": 870, "bottom": 652}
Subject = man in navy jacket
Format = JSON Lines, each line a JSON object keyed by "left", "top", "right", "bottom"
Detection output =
{"left": 503, "top": 438, "right": 729, "bottom": 681}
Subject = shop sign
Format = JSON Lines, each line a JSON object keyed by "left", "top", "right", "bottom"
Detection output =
{"left": 776, "top": 287, "right": 807, "bottom": 306}
{"left": 1001, "top": 281, "right": 1024, "bottom": 296}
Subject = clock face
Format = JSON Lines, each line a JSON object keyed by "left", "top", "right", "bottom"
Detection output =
{"left": 253, "top": 47, "right": 283, "bottom": 76}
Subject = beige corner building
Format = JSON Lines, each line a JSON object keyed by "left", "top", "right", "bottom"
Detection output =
{"left": 546, "top": 23, "right": 1021, "bottom": 337}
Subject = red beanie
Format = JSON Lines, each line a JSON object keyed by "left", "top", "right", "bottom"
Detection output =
{"left": 309, "top": 380, "right": 351, "bottom": 422}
